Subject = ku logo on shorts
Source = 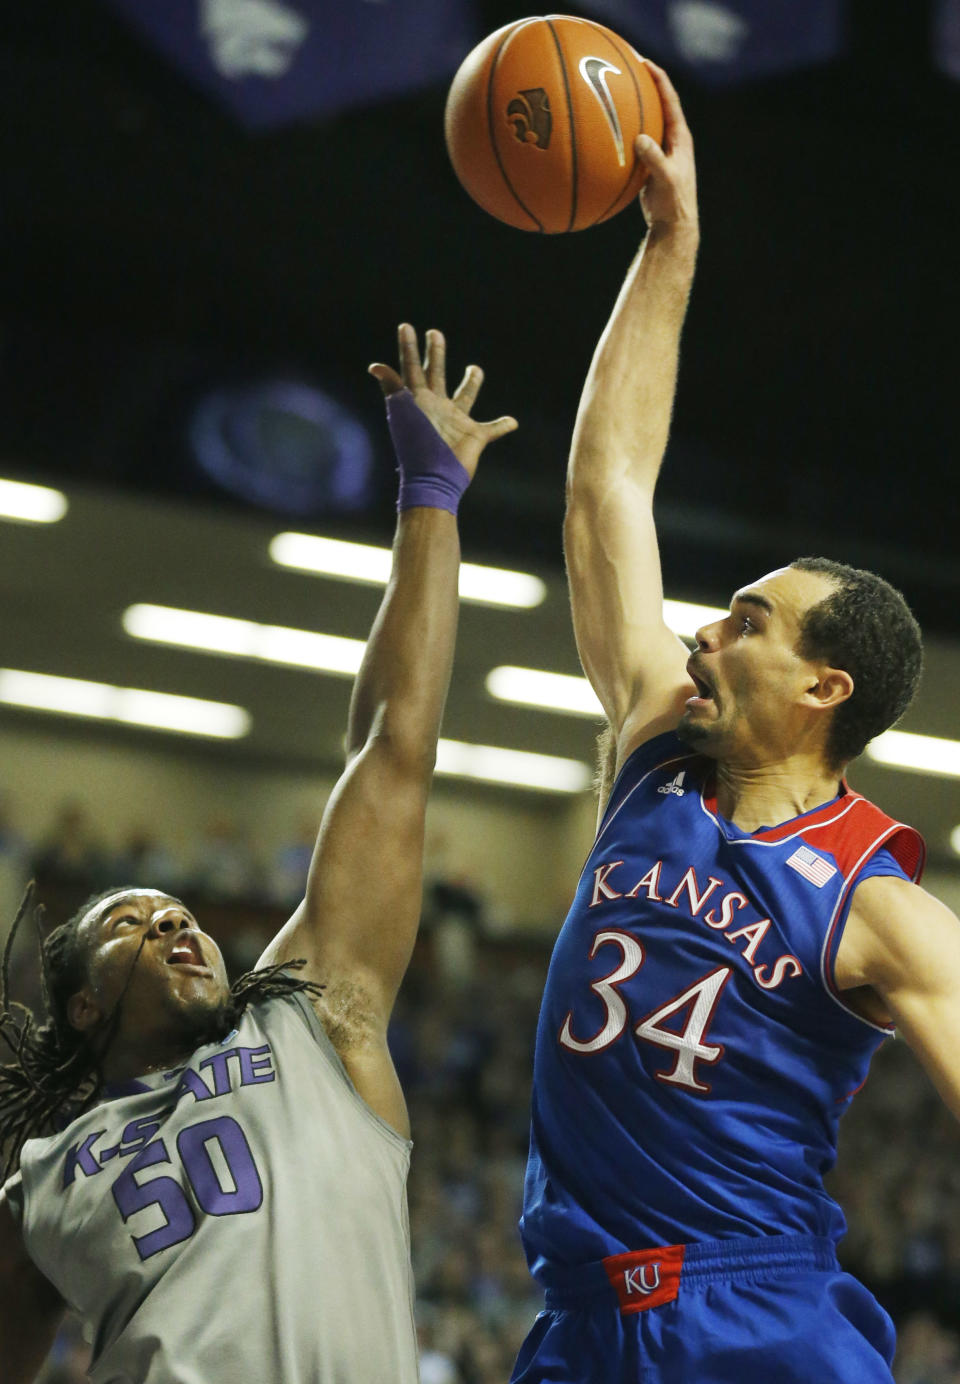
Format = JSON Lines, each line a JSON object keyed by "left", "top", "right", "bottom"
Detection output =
{"left": 602, "top": 1245, "right": 685, "bottom": 1315}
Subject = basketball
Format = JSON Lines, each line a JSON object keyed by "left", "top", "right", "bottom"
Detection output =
{"left": 444, "top": 15, "right": 664, "bottom": 234}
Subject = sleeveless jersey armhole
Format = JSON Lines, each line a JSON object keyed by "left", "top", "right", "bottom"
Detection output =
{"left": 820, "top": 845, "right": 911, "bottom": 1035}
{"left": 278, "top": 987, "right": 413, "bottom": 1154}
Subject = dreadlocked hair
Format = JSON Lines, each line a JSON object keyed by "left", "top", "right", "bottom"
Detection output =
{"left": 0, "top": 884, "right": 324, "bottom": 1182}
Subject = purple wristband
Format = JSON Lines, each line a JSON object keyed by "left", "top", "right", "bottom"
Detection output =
{"left": 386, "top": 388, "right": 471, "bottom": 514}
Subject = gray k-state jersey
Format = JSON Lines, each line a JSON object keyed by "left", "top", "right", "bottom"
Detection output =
{"left": 6, "top": 988, "right": 419, "bottom": 1384}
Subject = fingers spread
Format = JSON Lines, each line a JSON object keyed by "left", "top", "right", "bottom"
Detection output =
{"left": 398, "top": 323, "right": 425, "bottom": 390}
{"left": 424, "top": 329, "right": 447, "bottom": 396}
{"left": 452, "top": 364, "right": 484, "bottom": 413}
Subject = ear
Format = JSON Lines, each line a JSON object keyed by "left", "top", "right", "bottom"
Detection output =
{"left": 803, "top": 666, "right": 854, "bottom": 711}
{"left": 66, "top": 987, "right": 103, "bottom": 1034}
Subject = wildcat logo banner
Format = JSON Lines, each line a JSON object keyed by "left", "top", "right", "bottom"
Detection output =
{"left": 102, "top": 0, "right": 479, "bottom": 129}
{"left": 578, "top": 0, "right": 844, "bottom": 85}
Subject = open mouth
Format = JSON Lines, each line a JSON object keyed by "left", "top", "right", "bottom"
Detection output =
{"left": 685, "top": 663, "right": 716, "bottom": 708}
{"left": 166, "top": 936, "right": 209, "bottom": 971}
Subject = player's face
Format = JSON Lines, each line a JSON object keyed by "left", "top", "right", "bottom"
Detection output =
{"left": 679, "top": 566, "right": 841, "bottom": 764}
{"left": 69, "top": 889, "right": 231, "bottom": 1057}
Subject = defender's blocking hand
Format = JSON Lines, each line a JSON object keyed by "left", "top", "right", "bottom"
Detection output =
{"left": 368, "top": 324, "right": 517, "bottom": 480}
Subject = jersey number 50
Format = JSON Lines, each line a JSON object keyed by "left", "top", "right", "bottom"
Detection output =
{"left": 559, "top": 930, "right": 731, "bottom": 1094}
{"left": 112, "top": 1114, "right": 263, "bottom": 1261}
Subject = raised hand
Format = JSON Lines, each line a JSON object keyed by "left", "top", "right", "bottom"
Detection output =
{"left": 634, "top": 62, "right": 699, "bottom": 238}
{"left": 368, "top": 324, "right": 517, "bottom": 480}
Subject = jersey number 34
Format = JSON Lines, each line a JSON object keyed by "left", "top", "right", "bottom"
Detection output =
{"left": 559, "top": 930, "right": 731, "bottom": 1094}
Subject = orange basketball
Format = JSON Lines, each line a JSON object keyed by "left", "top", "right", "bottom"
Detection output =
{"left": 444, "top": 14, "right": 664, "bottom": 233}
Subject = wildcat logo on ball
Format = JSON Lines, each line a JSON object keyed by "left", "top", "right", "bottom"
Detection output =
{"left": 507, "top": 88, "right": 552, "bottom": 148}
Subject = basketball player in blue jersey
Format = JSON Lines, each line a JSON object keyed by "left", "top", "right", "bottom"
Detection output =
{"left": 512, "top": 62, "right": 960, "bottom": 1384}
{"left": 0, "top": 325, "right": 517, "bottom": 1384}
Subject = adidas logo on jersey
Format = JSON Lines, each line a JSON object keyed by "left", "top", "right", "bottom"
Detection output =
{"left": 657, "top": 770, "right": 687, "bottom": 797}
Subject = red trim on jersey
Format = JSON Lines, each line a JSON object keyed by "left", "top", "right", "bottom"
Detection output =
{"left": 605, "top": 738, "right": 926, "bottom": 1038}
{"left": 699, "top": 774, "right": 925, "bottom": 884}
{"left": 702, "top": 779, "right": 857, "bottom": 844}
{"left": 835, "top": 1071, "right": 871, "bottom": 1104}
{"left": 757, "top": 790, "right": 925, "bottom": 881}
{"left": 821, "top": 817, "right": 925, "bottom": 1022}
{"left": 698, "top": 758, "right": 926, "bottom": 1034}
{"left": 603, "top": 1244, "right": 685, "bottom": 1314}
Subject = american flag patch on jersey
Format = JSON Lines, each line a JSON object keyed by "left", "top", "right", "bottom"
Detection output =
{"left": 786, "top": 844, "right": 838, "bottom": 887}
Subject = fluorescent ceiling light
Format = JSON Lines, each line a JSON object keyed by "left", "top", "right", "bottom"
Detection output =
{"left": 663, "top": 599, "right": 726, "bottom": 640}
{"left": 124, "top": 604, "right": 365, "bottom": 676}
{"left": 866, "top": 730, "right": 960, "bottom": 778}
{"left": 269, "top": 531, "right": 546, "bottom": 609}
{"left": 459, "top": 564, "right": 545, "bottom": 609}
{"left": 436, "top": 738, "right": 590, "bottom": 793}
{"left": 951, "top": 825, "right": 960, "bottom": 857}
{"left": 485, "top": 612, "right": 727, "bottom": 717}
{"left": 271, "top": 534, "right": 391, "bottom": 584}
{"left": 0, "top": 669, "right": 249, "bottom": 739}
{"left": 487, "top": 666, "right": 603, "bottom": 718}
{"left": 487, "top": 603, "right": 727, "bottom": 718}
{"left": 0, "top": 479, "right": 68, "bottom": 524}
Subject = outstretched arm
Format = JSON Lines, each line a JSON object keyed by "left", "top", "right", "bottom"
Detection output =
{"left": 258, "top": 326, "right": 516, "bottom": 1134}
{"left": 0, "top": 1185, "right": 65, "bottom": 1383}
{"left": 838, "top": 875, "right": 960, "bottom": 1119}
{"left": 565, "top": 63, "right": 700, "bottom": 775}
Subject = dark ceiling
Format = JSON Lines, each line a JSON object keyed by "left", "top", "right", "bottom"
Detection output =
{"left": 2, "top": 1, "right": 957, "bottom": 633}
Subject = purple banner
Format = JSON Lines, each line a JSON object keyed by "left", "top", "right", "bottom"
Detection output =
{"left": 102, "top": 0, "right": 479, "bottom": 128}
{"left": 578, "top": 0, "right": 845, "bottom": 85}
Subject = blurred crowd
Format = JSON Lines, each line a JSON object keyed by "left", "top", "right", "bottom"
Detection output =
{"left": 5, "top": 798, "right": 960, "bottom": 1382}
{"left": 0, "top": 797, "right": 318, "bottom": 915}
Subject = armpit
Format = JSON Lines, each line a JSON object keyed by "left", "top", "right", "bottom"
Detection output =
{"left": 311, "top": 977, "right": 382, "bottom": 1055}
{"left": 836, "top": 983, "right": 894, "bottom": 1030}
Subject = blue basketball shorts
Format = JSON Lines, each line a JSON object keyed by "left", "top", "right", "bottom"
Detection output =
{"left": 510, "top": 1234, "right": 896, "bottom": 1384}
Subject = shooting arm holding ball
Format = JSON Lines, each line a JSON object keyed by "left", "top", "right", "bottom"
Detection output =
{"left": 562, "top": 66, "right": 960, "bottom": 1116}
{"left": 564, "top": 64, "right": 700, "bottom": 795}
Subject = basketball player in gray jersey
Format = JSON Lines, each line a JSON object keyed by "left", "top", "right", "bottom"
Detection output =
{"left": 0, "top": 325, "right": 517, "bottom": 1384}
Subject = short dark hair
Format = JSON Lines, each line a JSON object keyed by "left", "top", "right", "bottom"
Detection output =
{"left": 790, "top": 556, "right": 923, "bottom": 769}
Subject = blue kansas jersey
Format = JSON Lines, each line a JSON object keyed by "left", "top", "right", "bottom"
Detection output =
{"left": 521, "top": 732, "right": 925, "bottom": 1281}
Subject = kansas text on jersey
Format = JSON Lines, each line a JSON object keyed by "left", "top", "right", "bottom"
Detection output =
{"left": 520, "top": 732, "right": 925, "bottom": 1280}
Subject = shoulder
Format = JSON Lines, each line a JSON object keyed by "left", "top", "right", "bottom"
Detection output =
{"left": 610, "top": 729, "right": 701, "bottom": 794}
{"left": 827, "top": 791, "right": 925, "bottom": 881}
{"left": 840, "top": 874, "right": 960, "bottom": 995}
{"left": 246, "top": 979, "right": 327, "bottom": 1045}
{"left": 849, "top": 873, "right": 952, "bottom": 934}
{"left": 0, "top": 1175, "right": 23, "bottom": 1239}
{"left": 0, "top": 1175, "right": 59, "bottom": 1299}
{"left": 597, "top": 729, "right": 704, "bottom": 834}
{"left": 251, "top": 975, "right": 409, "bottom": 1141}
{"left": 851, "top": 871, "right": 927, "bottom": 911}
